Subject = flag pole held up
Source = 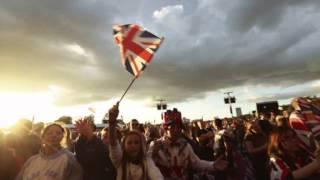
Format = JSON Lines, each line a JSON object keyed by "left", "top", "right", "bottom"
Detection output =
{"left": 118, "top": 76, "right": 137, "bottom": 103}
{"left": 113, "top": 24, "right": 164, "bottom": 104}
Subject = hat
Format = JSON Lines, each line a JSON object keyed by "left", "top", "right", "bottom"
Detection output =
{"left": 163, "top": 108, "right": 183, "bottom": 128}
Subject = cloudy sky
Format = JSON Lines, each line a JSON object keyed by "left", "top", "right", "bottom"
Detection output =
{"left": 0, "top": 0, "right": 320, "bottom": 126}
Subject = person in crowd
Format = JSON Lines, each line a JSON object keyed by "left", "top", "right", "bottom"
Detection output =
{"left": 139, "top": 124, "right": 146, "bottom": 134}
{"left": 4, "top": 132, "right": 22, "bottom": 177}
{"left": 269, "top": 126, "right": 320, "bottom": 180}
{"left": 244, "top": 120, "right": 270, "bottom": 180}
{"left": 212, "top": 118, "right": 229, "bottom": 180}
{"left": 222, "top": 128, "right": 256, "bottom": 180}
{"left": 205, "top": 121, "right": 213, "bottom": 131}
{"left": 31, "top": 122, "right": 44, "bottom": 137}
{"left": 195, "top": 120, "right": 214, "bottom": 161}
{"left": 282, "top": 110, "right": 290, "bottom": 119}
{"left": 259, "top": 113, "right": 274, "bottom": 136}
{"left": 149, "top": 108, "right": 228, "bottom": 180}
{"left": 270, "top": 112, "right": 277, "bottom": 124}
{"left": 195, "top": 126, "right": 214, "bottom": 160}
{"left": 108, "top": 103, "right": 164, "bottom": 180}
{"left": 196, "top": 120, "right": 214, "bottom": 147}
{"left": 0, "top": 129, "right": 16, "bottom": 180}
{"left": 16, "top": 119, "right": 42, "bottom": 156}
{"left": 75, "top": 118, "right": 116, "bottom": 180}
{"left": 130, "top": 119, "right": 140, "bottom": 131}
{"left": 15, "top": 123, "right": 82, "bottom": 180}
{"left": 101, "top": 127, "right": 111, "bottom": 146}
{"left": 61, "top": 127, "right": 74, "bottom": 152}
{"left": 191, "top": 121, "right": 200, "bottom": 143}
{"left": 145, "top": 125, "right": 161, "bottom": 149}
{"left": 222, "top": 118, "right": 229, "bottom": 129}
{"left": 181, "top": 123, "right": 192, "bottom": 140}
{"left": 213, "top": 118, "right": 226, "bottom": 159}
{"left": 181, "top": 123, "right": 199, "bottom": 154}
{"left": 6, "top": 119, "right": 41, "bottom": 173}
{"left": 275, "top": 115, "right": 289, "bottom": 127}
{"left": 232, "top": 119, "right": 246, "bottom": 151}
{"left": 159, "top": 124, "right": 166, "bottom": 137}
{"left": 289, "top": 97, "right": 320, "bottom": 155}
{"left": 101, "top": 127, "right": 122, "bottom": 148}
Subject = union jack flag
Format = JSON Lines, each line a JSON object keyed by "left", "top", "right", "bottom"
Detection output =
{"left": 289, "top": 97, "right": 320, "bottom": 155}
{"left": 113, "top": 24, "right": 164, "bottom": 77}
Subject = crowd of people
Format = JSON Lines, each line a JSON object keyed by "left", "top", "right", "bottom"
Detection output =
{"left": 0, "top": 96, "right": 320, "bottom": 180}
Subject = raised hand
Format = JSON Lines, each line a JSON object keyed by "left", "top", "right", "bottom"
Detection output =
{"left": 75, "top": 117, "right": 94, "bottom": 138}
{"left": 108, "top": 102, "right": 119, "bottom": 125}
{"left": 108, "top": 102, "right": 120, "bottom": 146}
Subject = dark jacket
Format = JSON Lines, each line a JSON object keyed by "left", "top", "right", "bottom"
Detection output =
{"left": 75, "top": 135, "right": 116, "bottom": 180}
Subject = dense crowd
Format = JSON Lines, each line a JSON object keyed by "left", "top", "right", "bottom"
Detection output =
{"left": 0, "top": 96, "right": 320, "bottom": 180}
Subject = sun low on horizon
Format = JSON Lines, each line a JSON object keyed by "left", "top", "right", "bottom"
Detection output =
{"left": 0, "top": 87, "right": 94, "bottom": 128}
{"left": 1, "top": 0, "right": 320, "bottom": 129}
{"left": 0, "top": 91, "right": 100, "bottom": 128}
{"left": 0, "top": 89, "right": 165, "bottom": 129}
{"left": 0, "top": 91, "right": 55, "bottom": 128}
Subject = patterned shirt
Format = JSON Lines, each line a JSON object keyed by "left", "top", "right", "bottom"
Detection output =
{"left": 149, "top": 137, "right": 214, "bottom": 180}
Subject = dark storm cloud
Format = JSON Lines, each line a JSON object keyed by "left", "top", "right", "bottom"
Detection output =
{"left": 227, "top": 0, "right": 320, "bottom": 32}
{"left": 248, "top": 84, "right": 320, "bottom": 103}
{"left": 0, "top": 0, "right": 125, "bottom": 103}
{"left": 0, "top": 0, "right": 319, "bottom": 106}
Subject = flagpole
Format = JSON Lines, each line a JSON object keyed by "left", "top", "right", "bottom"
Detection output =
{"left": 117, "top": 36, "right": 164, "bottom": 104}
{"left": 118, "top": 76, "right": 137, "bottom": 103}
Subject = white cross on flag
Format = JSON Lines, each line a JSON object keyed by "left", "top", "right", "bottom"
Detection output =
{"left": 113, "top": 24, "right": 164, "bottom": 77}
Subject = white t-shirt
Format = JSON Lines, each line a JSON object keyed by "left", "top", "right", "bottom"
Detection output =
{"left": 15, "top": 149, "right": 82, "bottom": 180}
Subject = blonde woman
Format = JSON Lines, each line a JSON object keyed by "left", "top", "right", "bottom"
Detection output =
{"left": 108, "top": 103, "right": 163, "bottom": 180}
{"left": 15, "top": 124, "right": 82, "bottom": 180}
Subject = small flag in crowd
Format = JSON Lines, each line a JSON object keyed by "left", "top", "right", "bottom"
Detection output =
{"left": 88, "top": 107, "right": 96, "bottom": 114}
{"left": 113, "top": 24, "right": 164, "bottom": 77}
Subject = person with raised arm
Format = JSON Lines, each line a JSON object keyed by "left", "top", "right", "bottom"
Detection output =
{"left": 75, "top": 117, "right": 116, "bottom": 180}
{"left": 108, "top": 103, "right": 163, "bottom": 180}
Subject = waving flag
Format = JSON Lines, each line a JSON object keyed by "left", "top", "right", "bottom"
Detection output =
{"left": 113, "top": 24, "right": 164, "bottom": 77}
{"left": 289, "top": 97, "right": 320, "bottom": 155}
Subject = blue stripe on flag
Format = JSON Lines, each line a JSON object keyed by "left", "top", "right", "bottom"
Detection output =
{"left": 125, "top": 58, "right": 134, "bottom": 75}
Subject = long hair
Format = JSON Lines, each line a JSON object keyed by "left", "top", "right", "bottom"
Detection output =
{"left": 146, "top": 125, "right": 160, "bottom": 141}
{"left": 268, "top": 126, "right": 312, "bottom": 170}
{"left": 120, "top": 130, "right": 147, "bottom": 180}
{"left": 61, "top": 127, "right": 73, "bottom": 151}
{"left": 268, "top": 126, "right": 295, "bottom": 157}
{"left": 129, "top": 119, "right": 139, "bottom": 131}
